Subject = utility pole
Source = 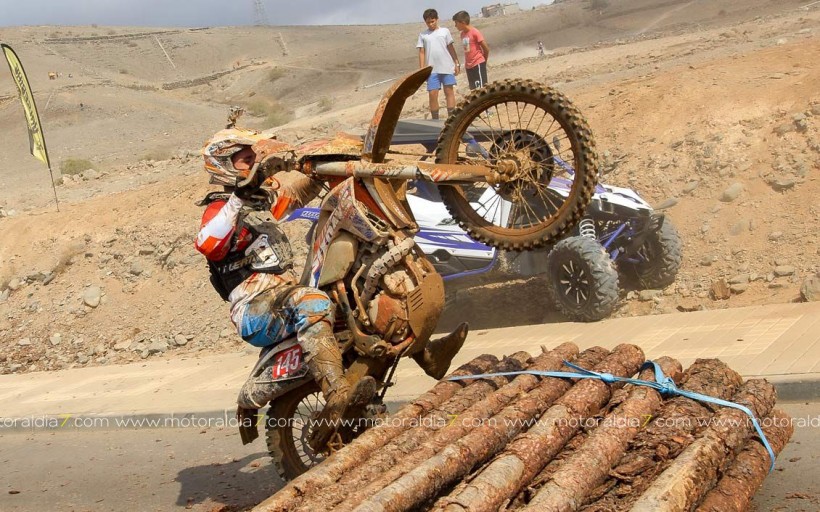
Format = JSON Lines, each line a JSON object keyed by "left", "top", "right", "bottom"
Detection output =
{"left": 253, "top": 0, "right": 270, "bottom": 26}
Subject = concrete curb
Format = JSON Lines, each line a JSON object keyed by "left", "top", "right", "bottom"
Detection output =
{"left": 763, "top": 374, "right": 820, "bottom": 402}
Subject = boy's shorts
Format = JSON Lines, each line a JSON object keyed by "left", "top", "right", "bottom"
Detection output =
{"left": 427, "top": 73, "right": 457, "bottom": 91}
{"left": 465, "top": 62, "right": 488, "bottom": 90}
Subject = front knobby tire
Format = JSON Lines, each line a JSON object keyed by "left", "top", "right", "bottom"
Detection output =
{"left": 436, "top": 79, "right": 598, "bottom": 251}
{"left": 547, "top": 236, "right": 619, "bottom": 322}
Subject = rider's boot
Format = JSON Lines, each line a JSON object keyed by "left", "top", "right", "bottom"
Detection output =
{"left": 302, "top": 334, "right": 382, "bottom": 451}
{"left": 304, "top": 334, "right": 350, "bottom": 416}
{"left": 301, "top": 334, "right": 352, "bottom": 448}
{"left": 412, "top": 322, "right": 469, "bottom": 380}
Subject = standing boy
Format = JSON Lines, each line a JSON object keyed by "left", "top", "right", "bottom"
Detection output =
{"left": 453, "top": 10, "right": 490, "bottom": 90}
{"left": 417, "top": 8, "right": 460, "bottom": 120}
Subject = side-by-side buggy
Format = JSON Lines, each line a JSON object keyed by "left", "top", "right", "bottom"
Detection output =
{"left": 289, "top": 119, "right": 682, "bottom": 322}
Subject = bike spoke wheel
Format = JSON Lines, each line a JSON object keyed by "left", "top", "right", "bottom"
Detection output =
{"left": 266, "top": 382, "right": 326, "bottom": 480}
{"left": 436, "top": 79, "right": 598, "bottom": 250}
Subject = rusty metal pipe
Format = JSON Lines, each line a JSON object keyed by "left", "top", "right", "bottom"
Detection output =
{"left": 311, "top": 160, "right": 495, "bottom": 183}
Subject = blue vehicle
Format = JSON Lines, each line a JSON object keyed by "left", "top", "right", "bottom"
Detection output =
{"left": 288, "top": 119, "right": 682, "bottom": 322}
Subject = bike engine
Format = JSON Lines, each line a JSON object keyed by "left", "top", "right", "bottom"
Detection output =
{"left": 366, "top": 268, "right": 414, "bottom": 343}
{"left": 367, "top": 291, "right": 410, "bottom": 344}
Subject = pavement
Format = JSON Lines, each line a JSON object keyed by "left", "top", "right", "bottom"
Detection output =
{"left": 1, "top": 301, "right": 818, "bottom": 431}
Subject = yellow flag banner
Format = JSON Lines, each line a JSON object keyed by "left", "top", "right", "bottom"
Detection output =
{"left": 2, "top": 43, "right": 49, "bottom": 166}
{"left": 2, "top": 43, "right": 59, "bottom": 209}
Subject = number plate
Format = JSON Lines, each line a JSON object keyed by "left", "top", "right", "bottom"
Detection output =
{"left": 270, "top": 345, "right": 304, "bottom": 380}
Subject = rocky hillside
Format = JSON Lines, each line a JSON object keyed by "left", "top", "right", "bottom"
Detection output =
{"left": 1, "top": 0, "right": 818, "bottom": 374}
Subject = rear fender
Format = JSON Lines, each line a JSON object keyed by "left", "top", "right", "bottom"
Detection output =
{"left": 249, "top": 336, "right": 296, "bottom": 377}
{"left": 260, "top": 337, "right": 309, "bottom": 383}
{"left": 238, "top": 372, "right": 313, "bottom": 445}
{"left": 238, "top": 337, "right": 313, "bottom": 446}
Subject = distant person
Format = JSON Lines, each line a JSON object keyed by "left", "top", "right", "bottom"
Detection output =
{"left": 452, "top": 10, "right": 490, "bottom": 90}
{"left": 537, "top": 40, "right": 545, "bottom": 58}
{"left": 417, "top": 8, "right": 460, "bottom": 120}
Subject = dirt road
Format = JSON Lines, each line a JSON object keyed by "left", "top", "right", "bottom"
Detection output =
{"left": 0, "top": 402, "right": 814, "bottom": 511}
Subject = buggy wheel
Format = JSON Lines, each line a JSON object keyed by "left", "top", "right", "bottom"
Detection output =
{"left": 629, "top": 220, "right": 682, "bottom": 289}
{"left": 547, "top": 236, "right": 619, "bottom": 322}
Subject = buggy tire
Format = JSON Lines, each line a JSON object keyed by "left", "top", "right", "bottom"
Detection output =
{"left": 630, "top": 219, "right": 682, "bottom": 290}
{"left": 266, "top": 381, "right": 324, "bottom": 481}
{"left": 436, "top": 79, "right": 598, "bottom": 251}
{"left": 547, "top": 236, "right": 619, "bottom": 322}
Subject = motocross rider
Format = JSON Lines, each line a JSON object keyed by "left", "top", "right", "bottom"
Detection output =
{"left": 195, "top": 128, "right": 468, "bottom": 446}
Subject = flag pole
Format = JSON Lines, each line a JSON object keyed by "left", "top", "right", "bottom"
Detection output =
{"left": 47, "top": 165, "right": 60, "bottom": 212}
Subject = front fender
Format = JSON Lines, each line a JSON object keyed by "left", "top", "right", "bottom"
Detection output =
{"left": 363, "top": 67, "right": 432, "bottom": 163}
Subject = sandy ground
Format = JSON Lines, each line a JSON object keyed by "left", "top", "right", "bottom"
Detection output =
{"left": 0, "top": 0, "right": 819, "bottom": 375}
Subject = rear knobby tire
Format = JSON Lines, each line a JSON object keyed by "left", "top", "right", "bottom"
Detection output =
{"left": 266, "top": 381, "right": 324, "bottom": 481}
{"left": 436, "top": 79, "right": 598, "bottom": 250}
{"left": 547, "top": 236, "right": 619, "bottom": 322}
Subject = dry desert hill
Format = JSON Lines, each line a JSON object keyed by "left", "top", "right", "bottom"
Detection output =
{"left": 0, "top": 0, "right": 818, "bottom": 374}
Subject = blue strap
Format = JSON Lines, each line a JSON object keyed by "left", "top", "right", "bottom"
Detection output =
{"left": 448, "top": 359, "right": 777, "bottom": 472}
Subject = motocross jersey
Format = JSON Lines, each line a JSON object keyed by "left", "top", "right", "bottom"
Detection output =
{"left": 195, "top": 172, "right": 321, "bottom": 329}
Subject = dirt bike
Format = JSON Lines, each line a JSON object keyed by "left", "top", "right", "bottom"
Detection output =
{"left": 232, "top": 66, "right": 599, "bottom": 480}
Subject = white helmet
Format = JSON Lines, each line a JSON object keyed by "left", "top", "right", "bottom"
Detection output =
{"left": 201, "top": 128, "right": 274, "bottom": 186}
